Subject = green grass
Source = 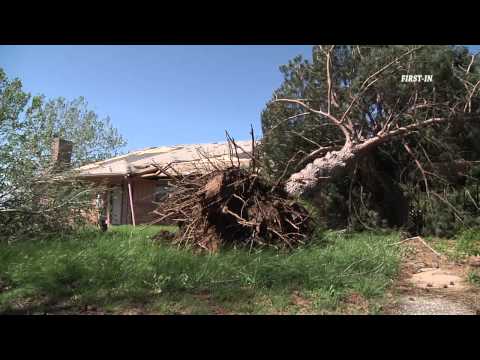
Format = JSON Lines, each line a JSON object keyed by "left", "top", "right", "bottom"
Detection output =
{"left": 467, "top": 270, "right": 480, "bottom": 286}
{"left": 454, "top": 228, "right": 480, "bottom": 257}
{"left": 424, "top": 229, "right": 480, "bottom": 290}
{"left": 425, "top": 227, "right": 480, "bottom": 261}
{"left": 454, "top": 229, "right": 480, "bottom": 289}
{"left": 425, "top": 237, "right": 461, "bottom": 261}
{"left": 0, "top": 226, "right": 402, "bottom": 314}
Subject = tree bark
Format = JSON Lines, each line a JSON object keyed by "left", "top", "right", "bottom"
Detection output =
{"left": 285, "top": 145, "right": 356, "bottom": 197}
{"left": 284, "top": 116, "right": 458, "bottom": 197}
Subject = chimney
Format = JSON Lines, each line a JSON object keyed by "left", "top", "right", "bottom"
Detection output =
{"left": 51, "top": 137, "right": 73, "bottom": 170}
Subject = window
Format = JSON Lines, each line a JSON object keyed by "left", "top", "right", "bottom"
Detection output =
{"left": 154, "top": 182, "right": 172, "bottom": 203}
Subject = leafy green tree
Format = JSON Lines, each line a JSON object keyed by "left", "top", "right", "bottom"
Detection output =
{"left": 0, "top": 68, "right": 126, "bottom": 240}
{"left": 21, "top": 96, "right": 125, "bottom": 167}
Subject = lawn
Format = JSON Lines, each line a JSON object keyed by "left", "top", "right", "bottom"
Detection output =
{"left": 0, "top": 226, "right": 403, "bottom": 314}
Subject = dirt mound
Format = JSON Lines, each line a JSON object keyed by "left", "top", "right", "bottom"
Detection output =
{"left": 154, "top": 166, "right": 313, "bottom": 252}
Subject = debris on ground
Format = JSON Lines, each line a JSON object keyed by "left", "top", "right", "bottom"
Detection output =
{"left": 402, "top": 236, "right": 443, "bottom": 258}
{"left": 155, "top": 167, "right": 313, "bottom": 251}
{"left": 152, "top": 230, "right": 175, "bottom": 242}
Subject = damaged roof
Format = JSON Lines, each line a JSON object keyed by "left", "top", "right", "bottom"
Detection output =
{"left": 74, "top": 140, "right": 253, "bottom": 179}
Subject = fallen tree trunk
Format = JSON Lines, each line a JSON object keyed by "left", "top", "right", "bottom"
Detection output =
{"left": 284, "top": 116, "right": 470, "bottom": 197}
{"left": 274, "top": 46, "right": 479, "bottom": 198}
{"left": 285, "top": 146, "right": 354, "bottom": 197}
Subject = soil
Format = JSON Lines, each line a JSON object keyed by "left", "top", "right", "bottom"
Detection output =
{"left": 383, "top": 237, "right": 480, "bottom": 315}
{"left": 156, "top": 166, "right": 313, "bottom": 251}
{"left": 291, "top": 290, "right": 313, "bottom": 313}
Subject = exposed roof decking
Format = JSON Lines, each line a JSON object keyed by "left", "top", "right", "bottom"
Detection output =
{"left": 75, "top": 140, "right": 253, "bottom": 178}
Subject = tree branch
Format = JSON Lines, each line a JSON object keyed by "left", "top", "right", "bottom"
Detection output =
{"left": 273, "top": 98, "right": 352, "bottom": 144}
{"left": 341, "top": 46, "right": 424, "bottom": 134}
{"left": 403, "top": 142, "right": 430, "bottom": 200}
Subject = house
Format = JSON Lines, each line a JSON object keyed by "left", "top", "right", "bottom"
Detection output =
{"left": 73, "top": 140, "right": 253, "bottom": 226}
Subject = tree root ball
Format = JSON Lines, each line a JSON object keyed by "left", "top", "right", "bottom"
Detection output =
{"left": 155, "top": 167, "right": 313, "bottom": 252}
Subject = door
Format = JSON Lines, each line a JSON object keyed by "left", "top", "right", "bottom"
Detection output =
{"left": 110, "top": 187, "right": 123, "bottom": 225}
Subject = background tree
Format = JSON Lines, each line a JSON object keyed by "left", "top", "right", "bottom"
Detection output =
{"left": 0, "top": 68, "right": 126, "bottom": 240}
{"left": 260, "top": 45, "right": 480, "bottom": 234}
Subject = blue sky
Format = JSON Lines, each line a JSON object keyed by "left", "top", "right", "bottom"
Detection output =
{"left": 0, "top": 45, "right": 312, "bottom": 151}
{"left": 1, "top": 45, "right": 479, "bottom": 152}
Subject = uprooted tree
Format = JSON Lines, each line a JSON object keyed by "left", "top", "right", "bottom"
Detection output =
{"left": 153, "top": 133, "right": 313, "bottom": 251}
{"left": 156, "top": 45, "right": 480, "bottom": 250}
{"left": 261, "top": 45, "right": 480, "bottom": 233}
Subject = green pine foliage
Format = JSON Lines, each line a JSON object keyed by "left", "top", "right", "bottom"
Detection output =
{"left": 260, "top": 45, "right": 480, "bottom": 236}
